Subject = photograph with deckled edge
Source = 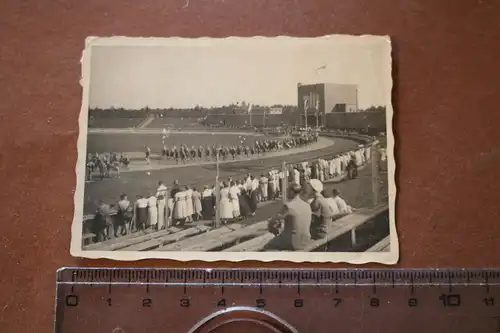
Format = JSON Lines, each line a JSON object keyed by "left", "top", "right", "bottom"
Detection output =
{"left": 69, "top": 35, "right": 397, "bottom": 263}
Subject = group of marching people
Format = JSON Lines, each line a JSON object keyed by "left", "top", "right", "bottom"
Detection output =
{"left": 86, "top": 152, "right": 130, "bottom": 181}
{"left": 89, "top": 141, "right": 376, "bottom": 243}
{"left": 158, "top": 133, "right": 318, "bottom": 163}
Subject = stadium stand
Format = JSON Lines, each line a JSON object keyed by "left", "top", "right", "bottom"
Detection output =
{"left": 146, "top": 117, "right": 204, "bottom": 129}
{"left": 88, "top": 117, "right": 146, "bottom": 129}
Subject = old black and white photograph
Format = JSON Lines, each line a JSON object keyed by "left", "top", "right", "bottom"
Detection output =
{"left": 70, "top": 36, "right": 397, "bottom": 263}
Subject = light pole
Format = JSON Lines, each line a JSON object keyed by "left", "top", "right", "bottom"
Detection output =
{"left": 298, "top": 82, "right": 307, "bottom": 130}
{"left": 371, "top": 140, "right": 380, "bottom": 207}
{"left": 314, "top": 65, "right": 326, "bottom": 129}
{"left": 214, "top": 150, "right": 221, "bottom": 228}
{"left": 281, "top": 160, "right": 287, "bottom": 205}
{"left": 248, "top": 103, "right": 253, "bottom": 128}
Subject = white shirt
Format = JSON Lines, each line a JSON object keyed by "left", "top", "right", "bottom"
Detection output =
{"left": 293, "top": 169, "right": 300, "bottom": 184}
{"left": 202, "top": 189, "right": 212, "bottom": 198}
{"left": 355, "top": 151, "right": 362, "bottom": 165}
{"left": 147, "top": 196, "right": 158, "bottom": 208}
{"left": 175, "top": 191, "right": 186, "bottom": 202}
{"left": 251, "top": 179, "right": 259, "bottom": 191}
{"left": 333, "top": 196, "right": 352, "bottom": 213}
{"left": 117, "top": 199, "right": 130, "bottom": 211}
{"left": 325, "top": 197, "right": 341, "bottom": 215}
{"left": 229, "top": 186, "right": 240, "bottom": 199}
{"left": 136, "top": 198, "right": 148, "bottom": 208}
{"left": 260, "top": 177, "right": 268, "bottom": 184}
{"left": 156, "top": 184, "right": 168, "bottom": 197}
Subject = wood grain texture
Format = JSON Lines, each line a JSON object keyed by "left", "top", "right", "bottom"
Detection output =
{"left": 0, "top": 1, "right": 500, "bottom": 332}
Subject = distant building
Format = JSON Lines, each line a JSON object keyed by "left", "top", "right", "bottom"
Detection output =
{"left": 268, "top": 107, "right": 283, "bottom": 115}
{"left": 232, "top": 106, "right": 267, "bottom": 115}
{"left": 297, "top": 83, "right": 358, "bottom": 127}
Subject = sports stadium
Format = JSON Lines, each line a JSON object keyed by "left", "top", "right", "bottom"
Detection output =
{"left": 81, "top": 99, "right": 390, "bottom": 254}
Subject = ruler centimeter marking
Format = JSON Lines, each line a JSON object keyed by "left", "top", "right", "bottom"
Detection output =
{"left": 56, "top": 270, "right": 500, "bottom": 286}
{"left": 54, "top": 268, "right": 500, "bottom": 333}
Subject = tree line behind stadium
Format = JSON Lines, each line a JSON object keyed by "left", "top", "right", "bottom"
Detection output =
{"left": 88, "top": 105, "right": 387, "bottom": 134}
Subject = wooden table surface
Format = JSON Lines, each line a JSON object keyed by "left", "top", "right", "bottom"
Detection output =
{"left": 1, "top": 1, "right": 500, "bottom": 332}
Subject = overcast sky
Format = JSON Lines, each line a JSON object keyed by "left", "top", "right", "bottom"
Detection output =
{"left": 87, "top": 36, "right": 391, "bottom": 109}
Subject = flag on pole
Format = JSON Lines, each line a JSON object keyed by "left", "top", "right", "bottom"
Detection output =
{"left": 282, "top": 161, "right": 287, "bottom": 205}
{"left": 247, "top": 103, "right": 253, "bottom": 114}
{"left": 303, "top": 98, "right": 309, "bottom": 129}
{"left": 315, "top": 65, "right": 327, "bottom": 72}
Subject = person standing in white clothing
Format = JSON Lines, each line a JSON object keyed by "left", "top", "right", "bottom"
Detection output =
{"left": 156, "top": 181, "right": 168, "bottom": 197}
{"left": 174, "top": 189, "right": 187, "bottom": 225}
{"left": 278, "top": 170, "right": 285, "bottom": 196}
{"left": 355, "top": 150, "right": 363, "bottom": 166}
{"left": 219, "top": 182, "right": 233, "bottom": 223}
{"left": 147, "top": 194, "right": 158, "bottom": 230}
{"left": 192, "top": 188, "right": 203, "bottom": 221}
{"left": 329, "top": 159, "right": 335, "bottom": 178}
{"left": 185, "top": 186, "right": 194, "bottom": 223}
{"left": 270, "top": 170, "right": 278, "bottom": 199}
{"left": 365, "top": 145, "right": 371, "bottom": 161}
{"left": 293, "top": 167, "right": 300, "bottom": 185}
{"left": 229, "top": 181, "right": 241, "bottom": 218}
{"left": 268, "top": 171, "right": 275, "bottom": 200}
{"left": 156, "top": 181, "right": 168, "bottom": 230}
{"left": 259, "top": 174, "right": 268, "bottom": 201}
{"left": 245, "top": 173, "right": 252, "bottom": 190}
{"left": 157, "top": 195, "right": 166, "bottom": 230}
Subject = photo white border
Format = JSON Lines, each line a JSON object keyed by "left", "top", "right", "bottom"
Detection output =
{"left": 70, "top": 35, "right": 398, "bottom": 264}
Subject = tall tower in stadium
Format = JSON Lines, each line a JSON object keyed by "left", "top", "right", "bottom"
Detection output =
{"left": 297, "top": 83, "right": 358, "bottom": 127}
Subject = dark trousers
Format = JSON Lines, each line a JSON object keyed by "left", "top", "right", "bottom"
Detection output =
{"left": 310, "top": 216, "right": 330, "bottom": 240}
